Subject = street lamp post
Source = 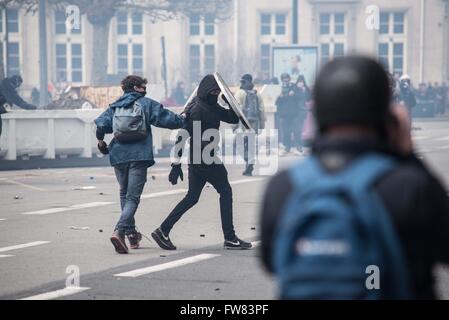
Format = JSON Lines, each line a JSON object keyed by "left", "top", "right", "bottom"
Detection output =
{"left": 38, "top": 0, "right": 49, "bottom": 107}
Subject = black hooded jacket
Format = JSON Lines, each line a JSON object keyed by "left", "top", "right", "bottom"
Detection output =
{"left": 182, "top": 75, "right": 239, "bottom": 165}
{"left": 0, "top": 77, "right": 36, "bottom": 110}
{"left": 260, "top": 136, "right": 449, "bottom": 299}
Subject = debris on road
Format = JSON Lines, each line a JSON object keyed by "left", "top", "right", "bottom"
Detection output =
{"left": 215, "top": 288, "right": 220, "bottom": 291}
{"left": 160, "top": 255, "right": 166, "bottom": 258}
{"left": 69, "top": 226, "right": 90, "bottom": 230}
{"left": 251, "top": 227, "right": 256, "bottom": 230}
{"left": 72, "top": 186, "right": 97, "bottom": 190}
{"left": 151, "top": 176, "right": 156, "bottom": 180}
{"left": 14, "top": 195, "right": 22, "bottom": 200}
{"left": 99, "top": 229, "right": 103, "bottom": 233}
{"left": 200, "top": 234, "right": 205, "bottom": 237}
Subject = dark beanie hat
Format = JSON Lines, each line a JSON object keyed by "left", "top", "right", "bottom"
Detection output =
{"left": 241, "top": 74, "right": 253, "bottom": 83}
{"left": 313, "top": 56, "right": 391, "bottom": 132}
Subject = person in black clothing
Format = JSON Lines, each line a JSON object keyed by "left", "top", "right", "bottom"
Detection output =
{"left": 276, "top": 73, "right": 299, "bottom": 154}
{"left": 398, "top": 75, "right": 416, "bottom": 122}
{"left": 151, "top": 74, "right": 253, "bottom": 251}
{"left": 171, "top": 81, "right": 187, "bottom": 106}
{"left": 261, "top": 56, "right": 449, "bottom": 299}
{"left": 294, "top": 75, "right": 311, "bottom": 153}
{"left": 0, "top": 75, "right": 37, "bottom": 137}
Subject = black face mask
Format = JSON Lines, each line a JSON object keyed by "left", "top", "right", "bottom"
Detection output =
{"left": 206, "top": 93, "right": 218, "bottom": 105}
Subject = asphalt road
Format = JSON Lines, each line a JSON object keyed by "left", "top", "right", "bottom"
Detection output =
{"left": 1, "top": 119, "right": 449, "bottom": 300}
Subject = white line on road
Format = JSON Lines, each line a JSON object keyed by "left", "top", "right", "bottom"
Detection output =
{"left": 22, "top": 202, "right": 114, "bottom": 215}
{"left": 20, "top": 178, "right": 264, "bottom": 215}
{"left": 20, "top": 287, "right": 90, "bottom": 300}
{"left": 0, "top": 178, "right": 48, "bottom": 192}
{"left": 435, "top": 136, "right": 449, "bottom": 142}
{"left": 141, "top": 189, "right": 188, "bottom": 199}
{"left": 0, "top": 254, "right": 13, "bottom": 258}
{"left": 114, "top": 253, "right": 220, "bottom": 278}
{"left": 0, "top": 218, "right": 6, "bottom": 221}
{"left": 0, "top": 241, "right": 50, "bottom": 253}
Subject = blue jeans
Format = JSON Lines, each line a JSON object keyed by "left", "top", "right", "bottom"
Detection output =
{"left": 114, "top": 161, "right": 148, "bottom": 235}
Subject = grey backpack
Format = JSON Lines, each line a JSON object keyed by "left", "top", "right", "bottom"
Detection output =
{"left": 112, "top": 99, "right": 148, "bottom": 143}
{"left": 243, "top": 90, "right": 260, "bottom": 121}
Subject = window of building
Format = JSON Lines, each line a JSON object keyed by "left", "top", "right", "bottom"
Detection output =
{"left": 117, "top": 44, "right": 128, "bottom": 75}
{"left": 190, "top": 14, "right": 200, "bottom": 36}
{"left": 319, "top": 13, "right": 330, "bottom": 35}
{"left": 380, "top": 12, "right": 405, "bottom": 35}
{"left": 320, "top": 43, "right": 330, "bottom": 66}
{"left": 378, "top": 12, "right": 406, "bottom": 74}
{"left": 260, "top": 13, "right": 286, "bottom": 36}
{"left": 132, "top": 12, "right": 143, "bottom": 35}
{"left": 55, "top": 43, "right": 83, "bottom": 83}
{"left": 7, "top": 9, "right": 19, "bottom": 33}
{"left": 275, "top": 14, "right": 286, "bottom": 35}
{"left": 204, "top": 44, "right": 215, "bottom": 75}
{"left": 334, "top": 13, "right": 345, "bottom": 34}
{"left": 393, "top": 43, "right": 404, "bottom": 74}
{"left": 55, "top": 43, "right": 67, "bottom": 82}
{"left": 380, "top": 12, "right": 389, "bottom": 34}
{"left": 393, "top": 12, "right": 404, "bottom": 34}
{"left": 334, "top": 43, "right": 345, "bottom": 57}
{"left": 7, "top": 42, "right": 20, "bottom": 76}
{"left": 319, "top": 12, "right": 346, "bottom": 63}
{"left": 190, "top": 14, "right": 215, "bottom": 36}
{"left": 132, "top": 43, "right": 143, "bottom": 75}
{"left": 117, "top": 12, "right": 128, "bottom": 35}
{"left": 261, "top": 44, "right": 271, "bottom": 75}
{"left": 55, "top": 11, "right": 66, "bottom": 34}
{"left": 204, "top": 14, "right": 215, "bottom": 36}
{"left": 378, "top": 43, "right": 389, "bottom": 69}
{"left": 190, "top": 44, "right": 201, "bottom": 82}
{"left": 71, "top": 44, "right": 83, "bottom": 82}
{"left": 261, "top": 14, "right": 271, "bottom": 35}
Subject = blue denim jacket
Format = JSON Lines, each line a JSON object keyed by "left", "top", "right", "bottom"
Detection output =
{"left": 94, "top": 92, "right": 184, "bottom": 167}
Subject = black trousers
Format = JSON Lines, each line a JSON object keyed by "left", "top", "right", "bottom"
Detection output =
{"left": 160, "top": 164, "right": 236, "bottom": 241}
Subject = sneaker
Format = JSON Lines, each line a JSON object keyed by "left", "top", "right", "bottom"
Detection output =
{"left": 127, "top": 232, "right": 142, "bottom": 249}
{"left": 224, "top": 237, "right": 253, "bottom": 250}
{"left": 242, "top": 164, "right": 254, "bottom": 176}
{"left": 151, "top": 228, "right": 176, "bottom": 250}
{"left": 110, "top": 231, "right": 129, "bottom": 254}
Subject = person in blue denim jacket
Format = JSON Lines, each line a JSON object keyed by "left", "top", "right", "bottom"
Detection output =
{"left": 95, "top": 75, "right": 184, "bottom": 254}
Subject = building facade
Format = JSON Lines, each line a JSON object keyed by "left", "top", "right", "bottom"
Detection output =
{"left": 0, "top": 0, "right": 448, "bottom": 98}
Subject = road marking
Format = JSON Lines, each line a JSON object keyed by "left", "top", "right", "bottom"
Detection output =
{"left": 22, "top": 202, "right": 114, "bottom": 215}
{"left": 0, "top": 178, "right": 48, "bottom": 191}
{"left": 114, "top": 253, "right": 220, "bottom": 278}
{"left": 0, "top": 241, "right": 50, "bottom": 253}
{"left": 435, "top": 136, "right": 449, "bottom": 141}
{"left": 0, "top": 254, "right": 13, "bottom": 258}
{"left": 20, "top": 178, "right": 264, "bottom": 215}
{"left": 0, "top": 219, "right": 6, "bottom": 221}
{"left": 230, "top": 178, "right": 264, "bottom": 185}
{"left": 20, "top": 287, "right": 90, "bottom": 300}
{"left": 412, "top": 135, "right": 431, "bottom": 141}
{"left": 141, "top": 189, "right": 188, "bottom": 199}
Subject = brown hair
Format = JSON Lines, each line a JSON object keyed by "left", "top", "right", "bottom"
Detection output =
{"left": 121, "top": 75, "right": 148, "bottom": 92}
